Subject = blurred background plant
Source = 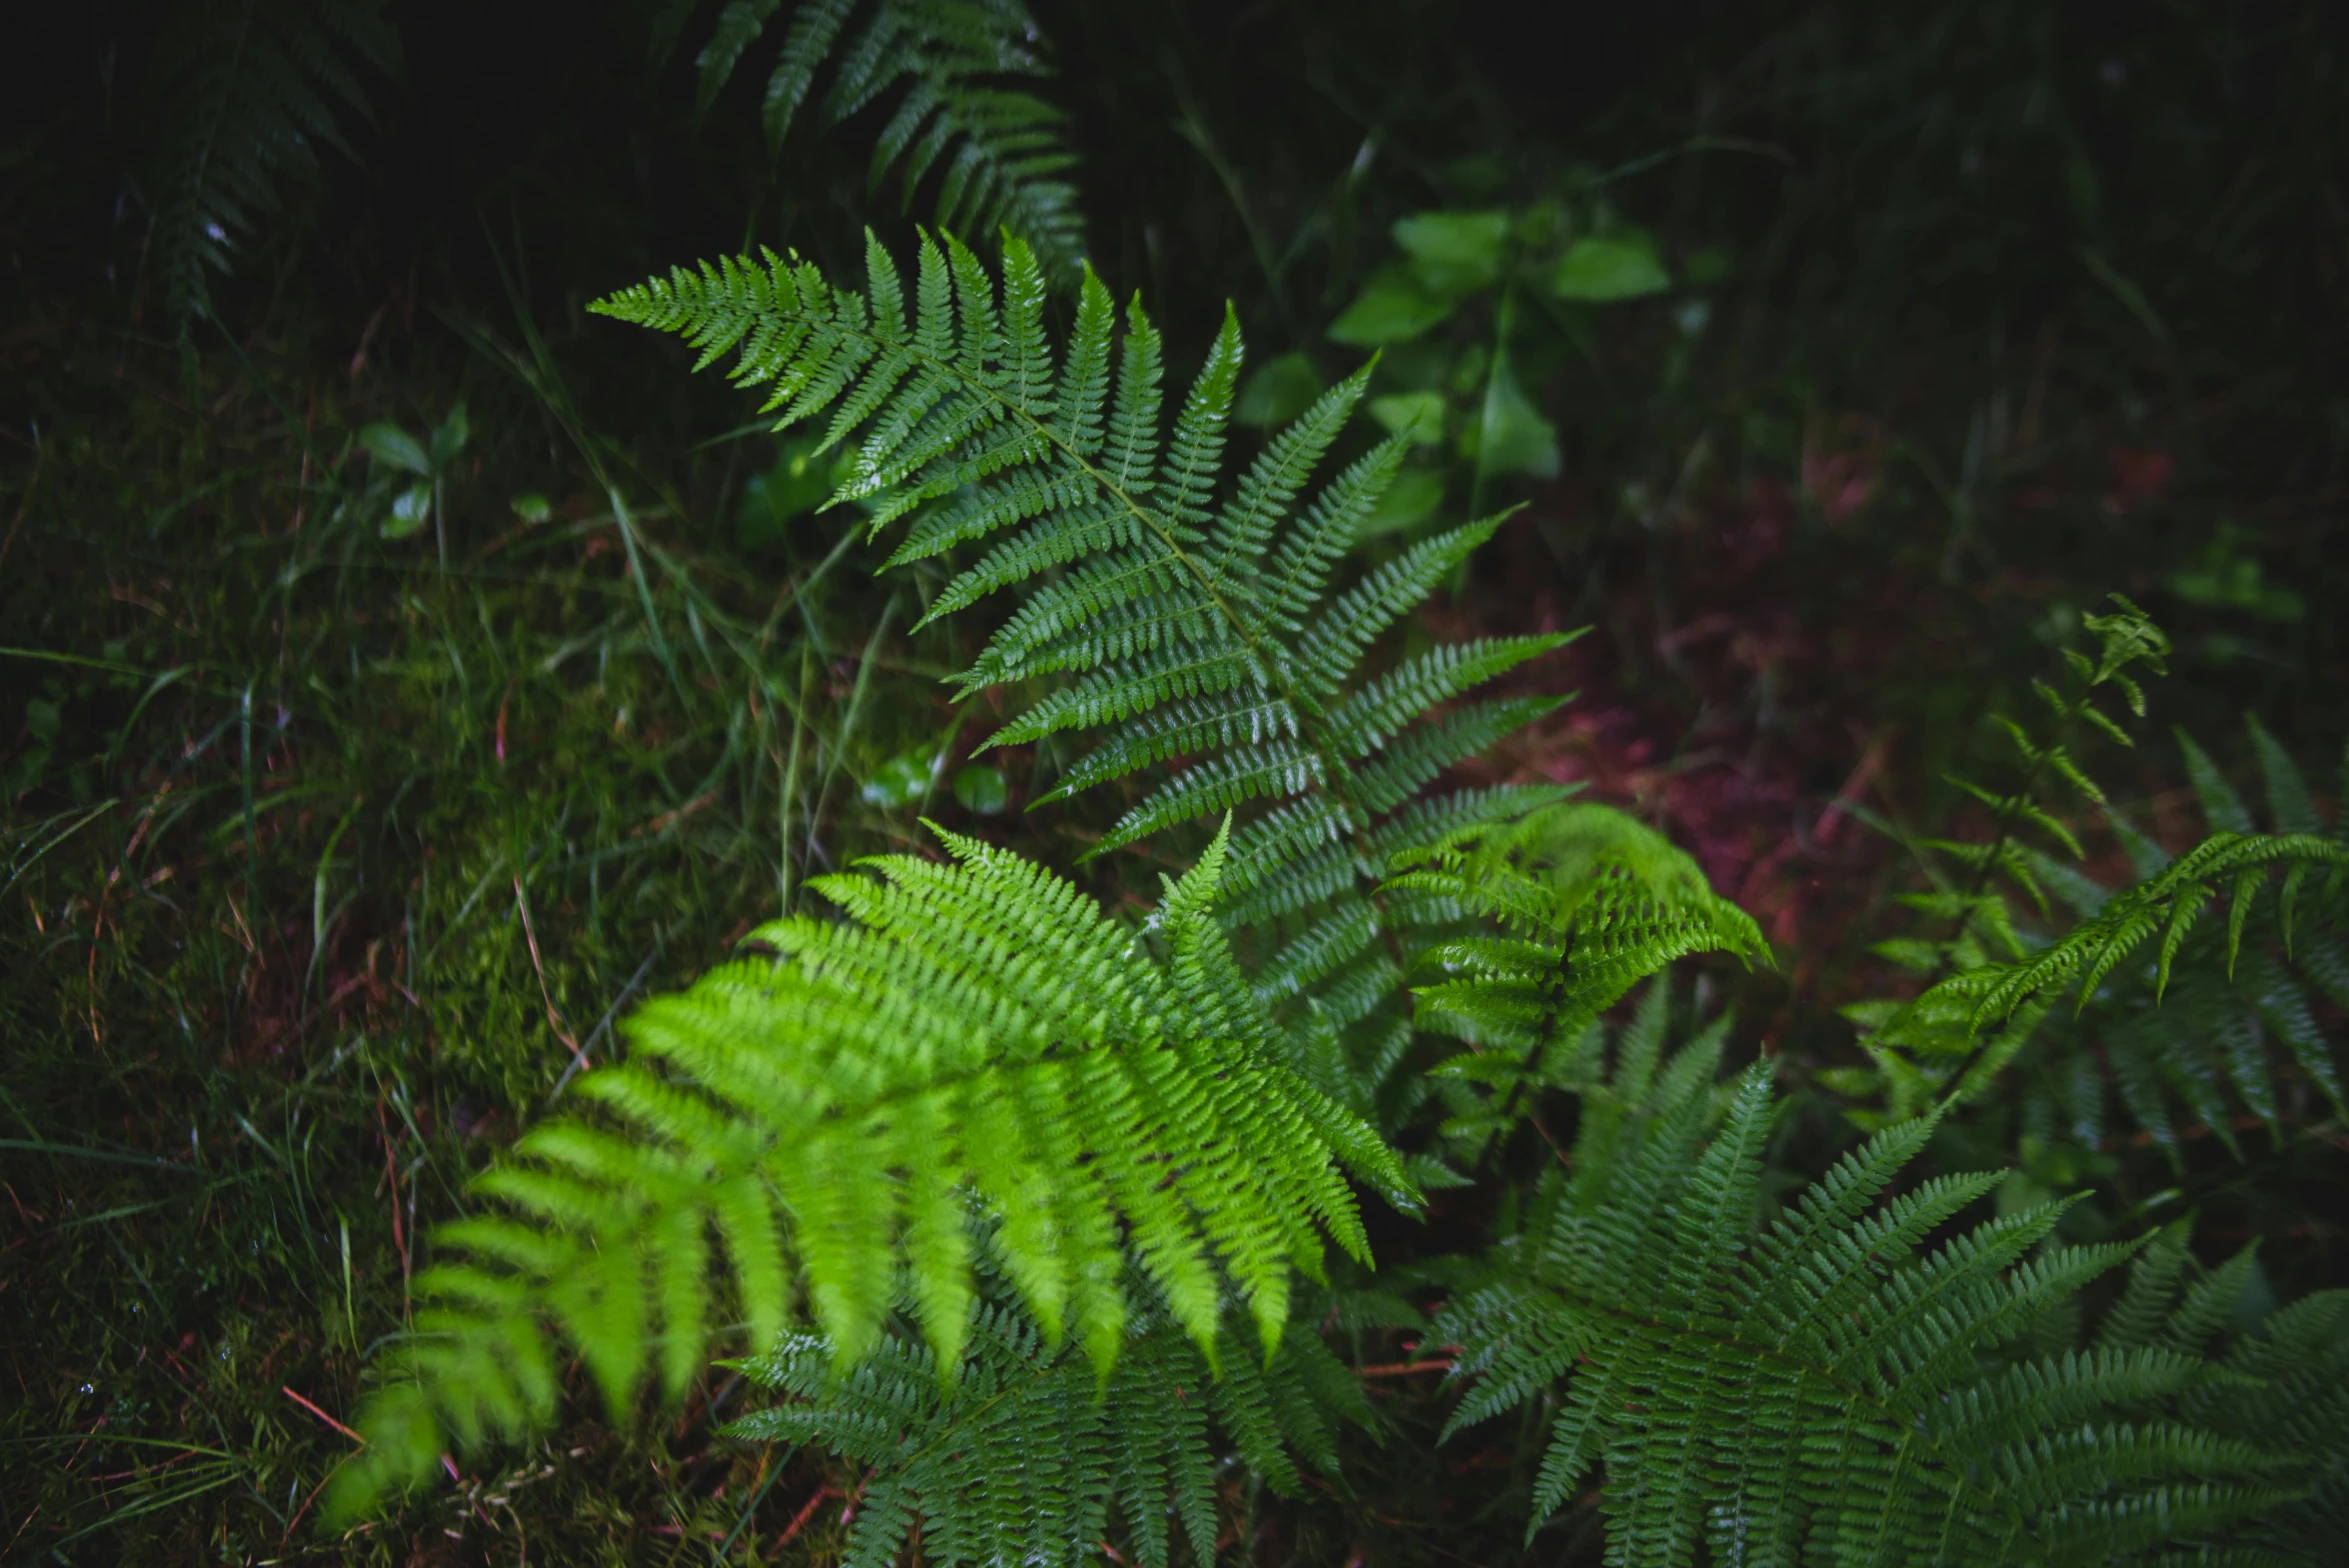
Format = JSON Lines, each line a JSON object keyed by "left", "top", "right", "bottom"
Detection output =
{"left": 4, "top": 0, "right": 2345, "bottom": 1560}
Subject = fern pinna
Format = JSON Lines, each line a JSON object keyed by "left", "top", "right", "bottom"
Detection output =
{"left": 1437, "top": 1031, "right": 2334, "bottom": 1565}
{"left": 330, "top": 822, "right": 1412, "bottom": 1517}
{"left": 591, "top": 231, "right": 1582, "bottom": 1129}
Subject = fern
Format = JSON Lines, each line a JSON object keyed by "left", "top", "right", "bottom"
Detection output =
{"left": 682, "top": 0, "right": 1084, "bottom": 281}
{"left": 1438, "top": 1044, "right": 2324, "bottom": 1564}
{"left": 1382, "top": 802, "right": 1769, "bottom": 1158}
{"left": 145, "top": 0, "right": 399, "bottom": 328}
{"left": 1835, "top": 600, "right": 2347, "bottom": 1132}
{"left": 1889, "top": 595, "right": 2171, "bottom": 980}
{"left": 1844, "top": 717, "right": 2349, "bottom": 1148}
{"left": 1893, "top": 727, "right": 2346, "bottom": 1170}
{"left": 591, "top": 232, "right": 1591, "bottom": 1125}
{"left": 726, "top": 1286, "right": 1373, "bottom": 1568}
{"left": 330, "top": 820, "right": 1411, "bottom": 1518}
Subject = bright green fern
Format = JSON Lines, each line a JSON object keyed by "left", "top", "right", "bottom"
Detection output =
{"left": 331, "top": 820, "right": 1411, "bottom": 1517}
{"left": 590, "top": 231, "right": 1589, "bottom": 1135}
{"left": 677, "top": 0, "right": 1084, "bottom": 280}
{"left": 1437, "top": 1046, "right": 2321, "bottom": 1564}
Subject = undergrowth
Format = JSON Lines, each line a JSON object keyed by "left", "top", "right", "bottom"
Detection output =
{"left": 6, "top": 0, "right": 2348, "bottom": 1563}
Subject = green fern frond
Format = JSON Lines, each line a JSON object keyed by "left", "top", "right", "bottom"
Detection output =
{"left": 1439, "top": 1065, "right": 2313, "bottom": 1564}
{"left": 330, "top": 820, "right": 1409, "bottom": 1520}
{"left": 1376, "top": 805, "right": 1764, "bottom": 1160}
{"left": 1392, "top": 802, "right": 1769, "bottom": 1053}
{"left": 727, "top": 1290, "right": 1373, "bottom": 1568}
{"left": 685, "top": 0, "right": 1083, "bottom": 280}
{"left": 1949, "top": 831, "right": 2347, "bottom": 1028}
{"left": 1845, "top": 619, "right": 2349, "bottom": 1144}
{"left": 145, "top": 0, "right": 399, "bottom": 327}
{"left": 1990, "top": 724, "right": 2349, "bottom": 1160}
{"left": 593, "top": 232, "right": 1583, "bottom": 1122}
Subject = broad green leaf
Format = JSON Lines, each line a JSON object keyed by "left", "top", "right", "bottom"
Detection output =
{"left": 1356, "top": 468, "right": 1444, "bottom": 539}
{"left": 1369, "top": 392, "right": 1446, "bottom": 446}
{"left": 1551, "top": 231, "right": 1671, "bottom": 302}
{"left": 736, "top": 438, "right": 852, "bottom": 548}
{"left": 1465, "top": 360, "right": 1558, "bottom": 479}
{"left": 430, "top": 402, "right": 471, "bottom": 469}
{"left": 861, "top": 748, "right": 940, "bottom": 809}
{"left": 953, "top": 762, "right": 1009, "bottom": 815}
{"left": 381, "top": 483, "right": 433, "bottom": 539}
{"left": 1235, "top": 352, "right": 1327, "bottom": 428}
{"left": 1393, "top": 210, "right": 1509, "bottom": 295}
{"left": 360, "top": 422, "right": 432, "bottom": 476}
{"left": 1330, "top": 266, "right": 1457, "bottom": 345}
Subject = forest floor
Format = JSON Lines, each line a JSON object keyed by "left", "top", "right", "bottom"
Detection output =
{"left": 7, "top": 3, "right": 2348, "bottom": 1562}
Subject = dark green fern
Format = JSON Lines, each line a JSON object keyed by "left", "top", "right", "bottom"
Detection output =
{"left": 1843, "top": 718, "right": 2348, "bottom": 1142}
{"left": 1873, "top": 722, "right": 2347, "bottom": 1167}
{"left": 1834, "top": 602, "right": 2348, "bottom": 1134}
{"left": 681, "top": 0, "right": 1084, "bottom": 280}
{"left": 1438, "top": 1040, "right": 2327, "bottom": 1564}
{"left": 330, "top": 821, "right": 1411, "bottom": 1518}
{"left": 145, "top": 0, "right": 399, "bottom": 328}
{"left": 726, "top": 1288, "right": 1373, "bottom": 1568}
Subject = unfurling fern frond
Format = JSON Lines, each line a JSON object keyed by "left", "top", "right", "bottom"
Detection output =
{"left": 684, "top": 0, "right": 1083, "bottom": 280}
{"left": 1438, "top": 1061, "right": 2323, "bottom": 1565}
{"left": 330, "top": 820, "right": 1412, "bottom": 1519}
{"left": 146, "top": 0, "right": 400, "bottom": 328}
{"left": 727, "top": 1292, "right": 1373, "bottom": 1568}
{"left": 593, "top": 232, "right": 1583, "bottom": 1122}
